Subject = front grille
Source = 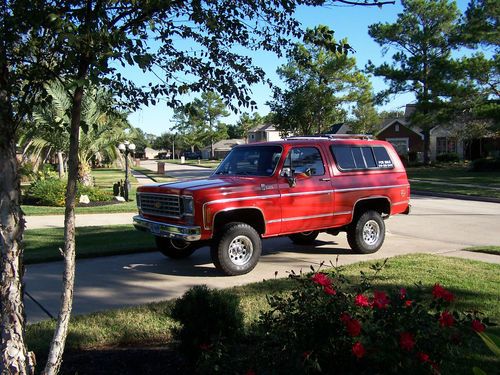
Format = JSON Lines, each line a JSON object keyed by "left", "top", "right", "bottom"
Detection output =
{"left": 139, "top": 193, "right": 181, "bottom": 218}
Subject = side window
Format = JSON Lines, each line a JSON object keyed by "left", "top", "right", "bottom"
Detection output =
{"left": 373, "top": 147, "right": 394, "bottom": 168}
{"left": 331, "top": 145, "right": 393, "bottom": 171}
{"left": 283, "top": 147, "right": 325, "bottom": 176}
{"left": 361, "top": 147, "right": 377, "bottom": 168}
{"left": 331, "top": 146, "right": 355, "bottom": 170}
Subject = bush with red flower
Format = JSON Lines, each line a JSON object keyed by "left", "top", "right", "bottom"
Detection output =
{"left": 187, "top": 262, "right": 494, "bottom": 374}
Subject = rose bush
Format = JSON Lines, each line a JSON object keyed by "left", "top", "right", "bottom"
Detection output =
{"left": 188, "top": 262, "right": 493, "bottom": 374}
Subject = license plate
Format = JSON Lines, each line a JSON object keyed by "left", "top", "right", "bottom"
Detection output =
{"left": 150, "top": 223, "right": 160, "bottom": 235}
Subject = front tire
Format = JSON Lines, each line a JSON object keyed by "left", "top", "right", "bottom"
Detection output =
{"left": 211, "top": 223, "right": 262, "bottom": 276}
{"left": 347, "top": 210, "right": 385, "bottom": 254}
{"left": 155, "top": 237, "right": 197, "bottom": 259}
{"left": 288, "top": 231, "right": 319, "bottom": 245}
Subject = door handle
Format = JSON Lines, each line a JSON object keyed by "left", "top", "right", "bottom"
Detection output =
{"left": 320, "top": 178, "right": 331, "bottom": 182}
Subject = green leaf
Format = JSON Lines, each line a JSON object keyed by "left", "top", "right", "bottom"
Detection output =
{"left": 472, "top": 367, "right": 488, "bottom": 375}
{"left": 477, "top": 332, "right": 500, "bottom": 357}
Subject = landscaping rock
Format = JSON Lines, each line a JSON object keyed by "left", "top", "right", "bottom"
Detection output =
{"left": 79, "top": 195, "right": 90, "bottom": 204}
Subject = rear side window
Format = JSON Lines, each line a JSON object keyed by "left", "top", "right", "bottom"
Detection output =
{"left": 331, "top": 145, "right": 394, "bottom": 171}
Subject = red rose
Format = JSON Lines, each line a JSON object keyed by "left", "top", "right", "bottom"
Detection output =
{"left": 324, "top": 285, "right": 336, "bottom": 295}
{"left": 472, "top": 319, "right": 485, "bottom": 333}
{"left": 346, "top": 318, "right": 362, "bottom": 337}
{"left": 303, "top": 351, "right": 312, "bottom": 359}
{"left": 355, "top": 294, "right": 370, "bottom": 307}
{"left": 417, "top": 352, "right": 430, "bottom": 363}
{"left": 439, "top": 311, "right": 454, "bottom": 327}
{"left": 199, "top": 343, "right": 211, "bottom": 351}
{"left": 372, "top": 290, "right": 390, "bottom": 309}
{"left": 405, "top": 300, "right": 413, "bottom": 307}
{"left": 311, "top": 273, "right": 332, "bottom": 287}
{"left": 340, "top": 312, "right": 351, "bottom": 323}
{"left": 432, "top": 283, "right": 455, "bottom": 302}
{"left": 399, "top": 288, "right": 407, "bottom": 300}
{"left": 352, "top": 341, "right": 366, "bottom": 358}
{"left": 399, "top": 332, "right": 415, "bottom": 351}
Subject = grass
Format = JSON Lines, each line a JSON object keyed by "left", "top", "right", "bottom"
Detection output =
{"left": 159, "top": 159, "right": 221, "bottom": 168}
{"left": 27, "top": 254, "right": 500, "bottom": 373}
{"left": 407, "top": 163, "right": 500, "bottom": 198}
{"left": 22, "top": 169, "right": 141, "bottom": 215}
{"left": 133, "top": 167, "right": 177, "bottom": 183}
{"left": 24, "top": 225, "right": 156, "bottom": 264}
{"left": 464, "top": 246, "right": 500, "bottom": 256}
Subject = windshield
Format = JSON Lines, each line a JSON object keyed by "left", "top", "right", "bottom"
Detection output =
{"left": 214, "top": 145, "right": 282, "bottom": 177}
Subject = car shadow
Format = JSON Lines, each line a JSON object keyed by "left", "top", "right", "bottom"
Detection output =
{"left": 126, "top": 237, "right": 353, "bottom": 277}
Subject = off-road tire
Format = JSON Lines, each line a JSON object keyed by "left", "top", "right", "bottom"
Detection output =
{"left": 155, "top": 237, "right": 197, "bottom": 259}
{"left": 347, "top": 210, "right": 385, "bottom": 254}
{"left": 210, "top": 223, "right": 262, "bottom": 276}
{"left": 288, "top": 231, "right": 319, "bottom": 245}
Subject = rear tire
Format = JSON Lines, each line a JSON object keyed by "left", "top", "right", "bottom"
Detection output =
{"left": 288, "top": 231, "right": 319, "bottom": 245}
{"left": 211, "top": 223, "right": 262, "bottom": 276}
{"left": 347, "top": 210, "right": 385, "bottom": 254}
{"left": 155, "top": 237, "right": 197, "bottom": 259}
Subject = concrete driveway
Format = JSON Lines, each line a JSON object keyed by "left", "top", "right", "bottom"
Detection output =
{"left": 25, "top": 195, "right": 500, "bottom": 323}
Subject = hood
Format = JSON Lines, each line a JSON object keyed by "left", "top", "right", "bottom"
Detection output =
{"left": 137, "top": 176, "right": 271, "bottom": 196}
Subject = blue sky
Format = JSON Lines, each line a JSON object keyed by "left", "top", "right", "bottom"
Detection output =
{"left": 127, "top": 0, "right": 470, "bottom": 136}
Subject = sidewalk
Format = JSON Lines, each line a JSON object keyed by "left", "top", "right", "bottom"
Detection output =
{"left": 25, "top": 170, "right": 155, "bottom": 230}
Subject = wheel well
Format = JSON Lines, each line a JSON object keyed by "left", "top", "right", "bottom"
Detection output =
{"left": 352, "top": 198, "right": 391, "bottom": 220}
{"left": 213, "top": 209, "right": 265, "bottom": 236}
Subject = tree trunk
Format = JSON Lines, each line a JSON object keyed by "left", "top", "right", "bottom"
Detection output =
{"left": 78, "top": 160, "right": 93, "bottom": 187}
{"left": 1, "top": 56, "right": 35, "bottom": 375}
{"left": 42, "top": 83, "right": 85, "bottom": 375}
{"left": 57, "top": 151, "right": 64, "bottom": 179}
{"left": 422, "top": 128, "right": 431, "bottom": 165}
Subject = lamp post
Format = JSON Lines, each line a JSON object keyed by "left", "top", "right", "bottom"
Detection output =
{"left": 118, "top": 141, "right": 136, "bottom": 201}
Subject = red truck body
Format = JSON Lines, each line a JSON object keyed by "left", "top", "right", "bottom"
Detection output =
{"left": 134, "top": 136, "right": 410, "bottom": 275}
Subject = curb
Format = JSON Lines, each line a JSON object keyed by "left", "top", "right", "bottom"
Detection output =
{"left": 411, "top": 190, "right": 500, "bottom": 204}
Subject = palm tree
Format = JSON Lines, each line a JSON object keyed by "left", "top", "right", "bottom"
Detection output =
{"left": 22, "top": 81, "right": 131, "bottom": 185}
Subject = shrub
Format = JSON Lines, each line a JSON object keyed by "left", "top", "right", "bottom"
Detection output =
{"left": 78, "top": 184, "right": 113, "bottom": 202}
{"left": 171, "top": 285, "right": 244, "bottom": 362}
{"left": 198, "top": 263, "right": 491, "bottom": 374}
{"left": 25, "top": 178, "right": 113, "bottom": 206}
{"left": 26, "top": 178, "right": 66, "bottom": 206}
{"left": 470, "top": 158, "right": 500, "bottom": 172}
{"left": 436, "top": 153, "right": 460, "bottom": 163}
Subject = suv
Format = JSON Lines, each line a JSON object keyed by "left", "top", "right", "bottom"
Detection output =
{"left": 134, "top": 135, "right": 410, "bottom": 276}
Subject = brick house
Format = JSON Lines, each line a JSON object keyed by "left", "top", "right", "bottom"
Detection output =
{"left": 375, "top": 119, "right": 424, "bottom": 159}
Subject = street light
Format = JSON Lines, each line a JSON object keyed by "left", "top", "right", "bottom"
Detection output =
{"left": 118, "top": 141, "right": 136, "bottom": 201}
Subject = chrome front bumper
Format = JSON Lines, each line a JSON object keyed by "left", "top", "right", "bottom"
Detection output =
{"left": 133, "top": 215, "right": 201, "bottom": 241}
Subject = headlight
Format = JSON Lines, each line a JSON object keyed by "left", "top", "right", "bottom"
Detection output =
{"left": 181, "top": 196, "right": 194, "bottom": 216}
{"left": 136, "top": 193, "right": 141, "bottom": 209}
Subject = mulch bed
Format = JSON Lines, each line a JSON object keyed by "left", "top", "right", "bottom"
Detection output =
{"left": 60, "top": 346, "right": 192, "bottom": 375}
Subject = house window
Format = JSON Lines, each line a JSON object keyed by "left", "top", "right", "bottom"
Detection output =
{"left": 436, "top": 137, "right": 457, "bottom": 154}
{"left": 386, "top": 138, "right": 409, "bottom": 155}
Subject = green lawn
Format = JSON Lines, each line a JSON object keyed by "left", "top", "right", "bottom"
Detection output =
{"left": 464, "top": 246, "right": 500, "bottom": 256}
{"left": 407, "top": 164, "right": 500, "bottom": 198}
{"left": 27, "top": 254, "right": 500, "bottom": 373}
{"left": 24, "top": 225, "right": 156, "bottom": 264}
{"left": 159, "top": 159, "right": 221, "bottom": 168}
{"left": 133, "top": 166, "right": 177, "bottom": 183}
{"left": 22, "top": 169, "right": 141, "bottom": 215}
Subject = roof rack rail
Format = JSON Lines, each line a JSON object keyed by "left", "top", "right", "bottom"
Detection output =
{"left": 285, "top": 134, "right": 373, "bottom": 141}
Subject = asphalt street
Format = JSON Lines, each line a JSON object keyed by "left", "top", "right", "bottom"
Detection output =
{"left": 25, "top": 194, "right": 500, "bottom": 323}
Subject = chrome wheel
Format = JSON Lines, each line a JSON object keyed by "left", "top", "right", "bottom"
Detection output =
{"left": 362, "top": 220, "right": 380, "bottom": 245}
{"left": 228, "top": 235, "right": 253, "bottom": 266}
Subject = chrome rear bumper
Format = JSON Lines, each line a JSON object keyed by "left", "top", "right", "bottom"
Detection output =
{"left": 133, "top": 215, "right": 201, "bottom": 241}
